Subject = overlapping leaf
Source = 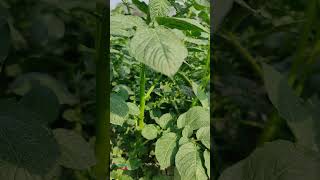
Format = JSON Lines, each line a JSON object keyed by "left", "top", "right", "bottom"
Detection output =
{"left": 155, "top": 132, "right": 178, "bottom": 169}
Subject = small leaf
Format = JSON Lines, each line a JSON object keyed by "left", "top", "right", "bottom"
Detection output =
{"left": 155, "top": 113, "right": 173, "bottom": 129}
{"left": 53, "top": 129, "right": 96, "bottom": 170}
{"left": 175, "top": 143, "right": 207, "bottom": 180}
{"left": 127, "top": 102, "right": 140, "bottom": 116}
{"left": 149, "top": 0, "right": 171, "bottom": 20}
{"left": 156, "top": 17, "right": 209, "bottom": 33}
{"left": 196, "top": 126, "right": 210, "bottom": 149}
{"left": 192, "top": 81, "right": 209, "bottom": 109}
{"left": 111, "top": 94, "right": 129, "bottom": 126}
{"left": 177, "top": 112, "right": 186, "bottom": 129}
{"left": 142, "top": 124, "right": 158, "bottom": 140}
{"left": 111, "top": 15, "right": 146, "bottom": 37}
{"left": 129, "top": 27, "right": 188, "bottom": 77}
{"left": 155, "top": 132, "right": 178, "bottom": 169}
{"left": 182, "top": 125, "right": 193, "bottom": 138}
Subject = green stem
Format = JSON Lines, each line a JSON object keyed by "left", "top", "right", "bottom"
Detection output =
{"left": 139, "top": 64, "right": 146, "bottom": 129}
{"left": 94, "top": 3, "right": 110, "bottom": 179}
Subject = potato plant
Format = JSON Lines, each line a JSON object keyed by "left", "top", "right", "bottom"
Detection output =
{"left": 110, "top": 0, "right": 210, "bottom": 179}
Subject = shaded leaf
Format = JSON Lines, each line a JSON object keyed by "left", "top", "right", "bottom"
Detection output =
{"left": 155, "top": 132, "right": 178, "bottom": 169}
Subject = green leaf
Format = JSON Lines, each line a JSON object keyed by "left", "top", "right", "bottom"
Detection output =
{"left": 177, "top": 112, "right": 187, "bottom": 129}
{"left": 182, "top": 106, "right": 210, "bottom": 130}
{"left": 127, "top": 102, "right": 140, "bottom": 116}
{"left": 182, "top": 125, "right": 193, "bottom": 138}
{"left": 0, "top": 18, "right": 10, "bottom": 63}
{"left": 213, "top": 0, "right": 234, "bottom": 31}
{"left": 196, "top": 126, "right": 210, "bottom": 149}
{"left": 179, "top": 136, "right": 189, "bottom": 146}
{"left": 156, "top": 17, "right": 209, "bottom": 33}
{"left": 175, "top": 143, "right": 208, "bottom": 180}
{"left": 218, "top": 140, "right": 320, "bottom": 180}
{"left": 155, "top": 113, "right": 173, "bottom": 129}
{"left": 132, "top": 0, "right": 149, "bottom": 15}
{"left": 142, "top": 124, "right": 158, "bottom": 140}
{"left": 149, "top": 0, "right": 171, "bottom": 20}
{"left": 129, "top": 27, "right": 188, "bottom": 77}
{"left": 192, "top": 81, "right": 209, "bottom": 109}
{"left": 20, "top": 86, "right": 60, "bottom": 125}
{"left": 203, "top": 150, "right": 210, "bottom": 178}
{"left": 53, "top": 129, "right": 96, "bottom": 170}
{"left": 10, "top": 73, "right": 78, "bottom": 105}
{"left": 111, "top": 94, "right": 129, "bottom": 126}
{"left": 111, "top": 15, "right": 146, "bottom": 37}
{"left": 0, "top": 100, "right": 60, "bottom": 179}
{"left": 155, "top": 132, "right": 178, "bottom": 169}
{"left": 263, "top": 64, "right": 319, "bottom": 150}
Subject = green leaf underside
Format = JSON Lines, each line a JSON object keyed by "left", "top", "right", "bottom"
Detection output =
{"left": 142, "top": 124, "right": 158, "bottom": 140}
{"left": 129, "top": 27, "right": 188, "bottom": 77}
{"left": 175, "top": 143, "right": 207, "bottom": 180}
{"left": 155, "top": 132, "right": 178, "bottom": 169}
{"left": 219, "top": 140, "right": 320, "bottom": 180}
{"left": 53, "top": 129, "right": 96, "bottom": 170}
{"left": 196, "top": 126, "right": 210, "bottom": 149}
{"left": 0, "top": 100, "right": 60, "bottom": 179}
{"left": 156, "top": 17, "right": 209, "bottom": 33}
{"left": 111, "top": 94, "right": 129, "bottom": 126}
{"left": 263, "top": 64, "right": 319, "bottom": 150}
{"left": 149, "top": 0, "right": 171, "bottom": 20}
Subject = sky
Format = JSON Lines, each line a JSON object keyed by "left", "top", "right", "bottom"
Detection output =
{"left": 110, "top": 0, "right": 149, "bottom": 9}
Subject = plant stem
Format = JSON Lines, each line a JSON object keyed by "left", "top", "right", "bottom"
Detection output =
{"left": 139, "top": 63, "right": 146, "bottom": 129}
{"left": 94, "top": 2, "right": 110, "bottom": 179}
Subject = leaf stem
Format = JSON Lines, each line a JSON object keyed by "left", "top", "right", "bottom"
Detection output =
{"left": 139, "top": 63, "right": 146, "bottom": 129}
{"left": 94, "top": 2, "right": 110, "bottom": 179}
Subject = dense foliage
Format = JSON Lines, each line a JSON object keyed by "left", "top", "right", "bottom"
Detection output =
{"left": 110, "top": 0, "right": 210, "bottom": 179}
{"left": 213, "top": 0, "right": 320, "bottom": 179}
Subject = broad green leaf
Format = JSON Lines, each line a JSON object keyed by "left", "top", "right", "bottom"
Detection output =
{"left": 10, "top": 72, "right": 78, "bottom": 105}
{"left": 149, "top": 0, "right": 171, "bottom": 20}
{"left": 0, "top": 100, "right": 60, "bottom": 179}
{"left": 129, "top": 27, "right": 188, "bottom": 77}
{"left": 53, "top": 129, "right": 96, "bottom": 170}
{"left": 213, "top": 0, "right": 234, "bottom": 31}
{"left": 175, "top": 143, "right": 208, "bottom": 180}
{"left": 20, "top": 86, "right": 60, "bottom": 125}
{"left": 183, "top": 106, "right": 210, "bottom": 130}
{"left": 155, "top": 132, "right": 178, "bottom": 169}
{"left": 203, "top": 150, "right": 210, "bottom": 178}
{"left": 0, "top": 18, "right": 10, "bottom": 63}
{"left": 111, "top": 94, "right": 129, "bottom": 126}
{"left": 111, "top": 15, "right": 146, "bottom": 37}
{"left": 196, "top": 126, "right": 210, "bottom": 149}
{"left": 142, "top": 124, "right": 158, "bottom": 140}
{"left": 156, "top": 113, "right": 173, "bottom": 129}
{"left": 156, "top": 17, "right": 209, "bottom": 33}
{"left": 192, "top": 81, "right": 209, "bottom": 109}
{"left": 179, "top": 136, "right": 189, "bottom": 146}
{"left": 263, "top": 64, "right": 319, "bottom": 150}
{"left": 218, "top": 140, "right": 320, "bottom": 180}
